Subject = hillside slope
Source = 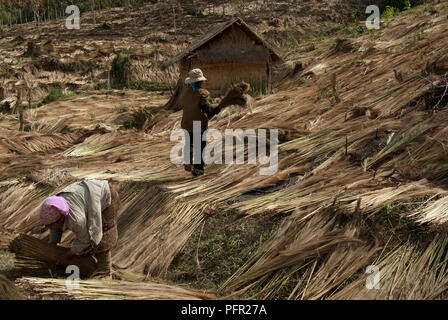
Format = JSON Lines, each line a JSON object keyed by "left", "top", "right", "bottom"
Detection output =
{"left": 1, "top": 1, "right": 448, "bottom": 299}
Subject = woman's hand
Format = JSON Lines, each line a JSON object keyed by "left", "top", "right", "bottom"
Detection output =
{"left": 57, "top": 249, "right": 75, "bottom": 266}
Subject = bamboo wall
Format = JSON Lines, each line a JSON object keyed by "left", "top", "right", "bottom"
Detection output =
{"left": 180, "top": 59, "right": 268, "bottom": 97}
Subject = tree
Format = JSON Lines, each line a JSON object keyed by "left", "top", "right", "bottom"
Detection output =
{"left": 90, "top": 0, "right": 96, "bottom": 24}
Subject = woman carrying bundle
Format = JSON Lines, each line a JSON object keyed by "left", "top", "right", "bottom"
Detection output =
{"left": 39, "top": 179, "right": 120, "bottom": 278}
{"left": 179, "top": 68, "right": 250, "bottom": 176}
{"left": 180, "top": 68, "right": 222, "bottom": 176}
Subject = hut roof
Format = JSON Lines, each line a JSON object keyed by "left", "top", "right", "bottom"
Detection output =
{"left": 160, "top": 17, "right": 283, "bottom": 70}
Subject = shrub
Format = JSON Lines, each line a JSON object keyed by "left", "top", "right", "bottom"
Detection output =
{"left": 110, "top": 54, "right": 134, "bottom": 89}
{"left": 346, "top": 23, "right": 365, "bottom": 38}
{"left": 293, "top": 61, "right": 303, "bottom": 74}
{"left": 404, "top": 0, "right": 411, "bottom": 10}
{"left": 427, "top": 5, "right": 437, "bottom": 14}
{"left": 381, "top": 6, "right": 398, "bottom": 19}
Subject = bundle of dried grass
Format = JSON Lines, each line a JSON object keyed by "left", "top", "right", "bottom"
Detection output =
{"left": 330, "top": 236, "right": 448, "bottom": 300}
{"left": 218, "top": 81, "right": 251, "bottom": 109}
{"left": 0, "top": 232, "right": 15, "bottom": 250}
{"left": 12, "top": 234, "right": 97, "bottom": 277}
{"left": 0, "top": 275, "right": 24, "bottom": 300}
{"left": 332, "top": 38, "right": 356, "bottom": 54}
{"left": 113, "top": 184, "right": 208, "bottom": 277}
{"left": 15, "top": 277, "right": 215, "bottom": 300}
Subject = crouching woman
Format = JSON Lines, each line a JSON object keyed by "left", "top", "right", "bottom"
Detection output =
{"left": 39, "top": 179, "right": 120, "bottom": 277}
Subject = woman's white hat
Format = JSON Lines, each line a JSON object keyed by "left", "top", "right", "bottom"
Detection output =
{"left": 185, "top": 68, "right": 207, "bottom": 84}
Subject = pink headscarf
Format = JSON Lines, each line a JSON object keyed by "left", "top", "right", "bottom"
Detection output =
{"left": 40, "top": 195, "right": 69, "bottom": 225}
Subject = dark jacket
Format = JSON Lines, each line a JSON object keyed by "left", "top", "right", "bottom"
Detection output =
{"left": 179, "top": 84, "right": 220, "bottom": 132}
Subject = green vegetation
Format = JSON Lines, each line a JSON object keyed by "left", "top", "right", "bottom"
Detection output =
{"left": 426, "top": 5, "right": 437, "bottom": 14}
{"left": 404, "top": 0, "right": 412, "bottom": 10}
{"left": 372, "top": 201, "right": 437, "bottom": 244}
{"left": 110, "top": 54, "right": 170, "bottom": 91}
{"left": 300, "top": 39, "right": 316, "bottom": 52}
{"left": 32, "top": 87, "right": 76, "bottom": 108}
{"left": 414, "top": 30, "right": 422, "bottom": 41}
{"left": 377, "top": 0, "right": 426, "bottom": 12}
{"left": 110, "top": 54, "right": 134, "bottom": 89}
{"left": 169, "top": 210, "right": 280, "bottom": 292}
{"left": 335, "top": 22, "right": 366, "bottom": 39}
{"left": 368, "top": 28, "right": 379, "bottom": 39}
{"left": 293, "top": 61, "right": 303, "bottom": 74}
{"left": 382, "top": 5, "right": 399, "bottom": 20}
{"left": 347, "top": 23, "right": 365, "bottom": 38}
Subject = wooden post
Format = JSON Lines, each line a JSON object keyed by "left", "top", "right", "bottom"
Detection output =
{"left": 19, "top": 109, "right": 24, "bottom": 131}
{"left": 354, "top": 198, "right": 362, "bottom": 215}
{"left": 91, "top": 0, "right": 96, "bottom": 25}
{"left": 28, "top": 88, "right": 32, "bottom": 110}
{"left": 345, "top": 136, "right": 348, "bottom": 156}
{"left": 16, "top": 89, "right": 22, "bottom": 110}
{"left": 17, "top": 89, "right": 24, "bottom": 131}
{"left": 173, "top": 6, "right": 176, "bottom": 32}
{"left": 267, "top": 55, "right": 272, "bottom": 94}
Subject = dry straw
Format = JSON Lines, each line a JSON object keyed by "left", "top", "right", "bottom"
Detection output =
{"left": 1, "top": 2, "right": 448, "bottom": 299}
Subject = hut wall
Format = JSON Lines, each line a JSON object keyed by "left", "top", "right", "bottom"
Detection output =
{"left": 177, "top": 25, "right": 272, "bottom": 97}
{"left": 179, "top": 59, "right": 269, "bottom": 97}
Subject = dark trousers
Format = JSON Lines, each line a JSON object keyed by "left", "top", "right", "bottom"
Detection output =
{"left": 184, "top": 131, "right": 206, "bottom": 171}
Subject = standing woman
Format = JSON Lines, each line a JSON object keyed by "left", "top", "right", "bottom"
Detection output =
{"left": 40, "top": 179, "right": 120, "bottom": 277}
{"left": 180, "top": 68, "right": 222, "bottom": 176}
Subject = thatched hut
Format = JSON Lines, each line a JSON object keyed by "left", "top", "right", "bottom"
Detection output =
{"left": 161, "top": 17, "right": 283, "bottom": 97}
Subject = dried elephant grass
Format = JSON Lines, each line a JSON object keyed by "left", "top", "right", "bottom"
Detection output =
{"left": 0, "top": 232, "right": 15, "bottom": 251}
{"left": 1, "top": 2, "right": 448, "bottom": 300}
{"left": 219, "top": 209, "right": 380, "bottom": 298}
{"left": 15, "top": 277, "right": 215, "bottom": 300}
{"left": 330, "top": 236, "right": 448, "bottom": 300}
{"left": 0, "top": 275, "right": 24, "bottom": 300}
{"left": 113, "top": 183, "right": 208, "bottom": 277}
{"left": 11, "top": 234, "right": 97, "bottom": 277}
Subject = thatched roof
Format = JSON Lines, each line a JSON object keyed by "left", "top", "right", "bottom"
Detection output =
{"left": 160, "top": 17, "right": 283, "bottom": 70}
